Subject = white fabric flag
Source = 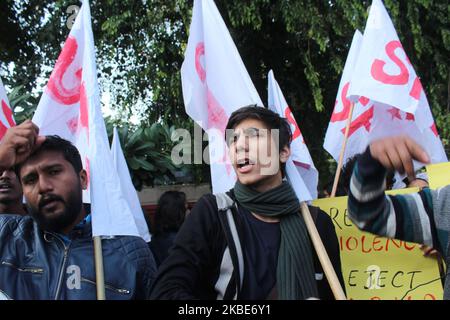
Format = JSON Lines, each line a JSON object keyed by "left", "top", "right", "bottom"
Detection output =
{"left": 181, "top": 0, "right": 263, "bottom": 194}
{"left": 267, "top": 70, "right": 316, "bottom": 201}
{"left": 347, "top": 0, "right": 422, "bottom": 115}
{"left": 32, "top": 0, "right": 140, "bottom": 237}
{"left": 111, "top": 127, "right": 151, "bottom": 242}
{"left": 0, "top": 77, "right": 16, "bottom": 139}
{"left": 324, "top": 30, "right": 373, "bottom": 162}
{"left": 346, "top": 0, "right": 447, "bottom": 167}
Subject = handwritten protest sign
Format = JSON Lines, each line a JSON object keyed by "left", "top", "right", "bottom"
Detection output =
{"left": 426, "top": 162, "right": 450, "bottom": 189}
{"left": 313, "top": 192, "right": 443, "bottom": 300}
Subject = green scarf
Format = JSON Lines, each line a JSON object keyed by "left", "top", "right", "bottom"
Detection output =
{"left": 234, "top": 180, "right": 318, "bottom": 300}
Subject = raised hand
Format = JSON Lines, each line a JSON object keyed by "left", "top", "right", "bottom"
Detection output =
{"left": 369, "top": 135, "right": 430, "bottom": 180}
{"left": 0, "top": 120, "right": 46, "bottom": 170}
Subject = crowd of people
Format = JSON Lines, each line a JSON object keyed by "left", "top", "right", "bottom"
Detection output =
{"left": 0, "top": 105, "right": 448, "bottom": 300}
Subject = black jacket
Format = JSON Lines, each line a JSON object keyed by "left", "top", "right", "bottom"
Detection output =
{"left": 150, "top": 193, "right": 345, "bottom": 300}
{"left": 0, "top": 215, "right": 156, "bottom": 300}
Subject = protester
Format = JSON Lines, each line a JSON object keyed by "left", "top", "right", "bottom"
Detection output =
{"left": 150, "top": 105, "right": 344, "bottom": 300}
{"left": 149, "top": 191, "right": 189, "bottom": 267}
{"left": 347, "top": 135, "right": 450, "bottom": 299}
{"left": 0, "top": 121, "right": 156, "bottom": 299}
{"left": 0, "top": 168, "right": 26, "bottom": 215}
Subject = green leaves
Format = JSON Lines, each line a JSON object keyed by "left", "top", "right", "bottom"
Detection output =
{"left": 1, "top": 0, "right": 448, "bottom": 191}
{"left": 106, "top": 118, "right": 193, "bottom": 190}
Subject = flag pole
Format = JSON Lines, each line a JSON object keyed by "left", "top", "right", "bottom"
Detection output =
{"left": 331, "top": 102, "right": 355, "bottom": 197}
{"left": 93, "top": 236, "right": 106, "bottom": 300}
{"left": 300, "top": 202, "right": 347, "bottom": 300}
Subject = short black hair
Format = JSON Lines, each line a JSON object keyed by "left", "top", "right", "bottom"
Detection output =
{"left": 16, "top": 135, "right": 83, "bottom": 177}
{"left": 225, "top": 105, "right": 292, "bottom": 149}
{"left": 225, "top": 105, "right": 292, "bottom": 176}
{"left": 152, "top": 191, "right": 187, "bottom": 235}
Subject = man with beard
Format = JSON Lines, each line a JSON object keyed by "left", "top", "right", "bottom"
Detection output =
{"left": 0, "top": 120, "right": 156, "bottom": 299}
{"left": 150, "top": 106, "right": 344, "bottom": 300}
{"left": 0, "top": 168, "right": 26, "bottom": 215}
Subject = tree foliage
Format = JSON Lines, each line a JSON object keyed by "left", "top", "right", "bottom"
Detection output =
{"left": 1, "top": 0, "right": 448, "bottom": 189}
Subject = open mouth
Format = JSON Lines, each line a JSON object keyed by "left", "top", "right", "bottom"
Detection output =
{"left": 0, "top": 182, "right": 12, "bottom": 192}
{"left": 236, "top": 158, "right": 255, "bottom": 173}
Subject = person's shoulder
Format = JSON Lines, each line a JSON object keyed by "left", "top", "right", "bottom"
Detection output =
{"left": 112, "top": 235, "right": 150, "bottom": 254}
{"left": 0, "top": 214, "right": 34, "bottom": 236}
{"left": 308, "top": 205, "right": 335, "bottom": 229}
{"left": 195, "top": 193, "right": 218, "bottom": 208}
{"left": 189, "top": 193, "right": 219, "bottom": 218}
{"left": 111, "top": 235, "right": 156, "bottom": 269}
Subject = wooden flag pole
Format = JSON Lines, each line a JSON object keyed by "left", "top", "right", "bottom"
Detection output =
{"left": 331, "top": 102, "right": 355, "bottom": 197}
{"left": 93, "top": 236, "right": 106, "bottom": 300}
{"left": 300, "top": 202, "right": 347, "bottom": 300}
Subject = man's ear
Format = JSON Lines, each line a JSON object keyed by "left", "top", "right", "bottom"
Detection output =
{"left": 79, "top": 169, "right": 88, "bottom": 190}
{"left": 280, "top": 146, "right": 291, "bottom": 164}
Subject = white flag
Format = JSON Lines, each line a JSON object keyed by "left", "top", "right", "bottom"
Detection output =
{"left": 347, "top": 0, "right": 422, "bottom": 114}
{"left": 111, "top": 127, "right": 151, "bottom": 242}
{"left": 32, "top": 0, "right": 140, "bottom": 237}
{"left": 323, "top": 30, "right": 373, "bottom": 163}
{"left": 0, "top": 77, "right": 16, "bottom": 139}
{"left": 267, "top": 70, "right": 316, "bottom": 201}
{"left": 181, "top": 0, "right": 263, "bottom": 194}
{"left": 346, "top": 0, "right": 447, "bottom": 167}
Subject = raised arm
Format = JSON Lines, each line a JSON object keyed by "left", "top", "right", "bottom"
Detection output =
{"left": 0, "top": 120, "right": 45, "bottom": 171}
{"left": 348, "top": 136, "right": 446, "bottom": 254}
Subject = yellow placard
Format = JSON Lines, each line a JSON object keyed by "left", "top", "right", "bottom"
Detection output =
{"left": 313, "top": 192, "right": 443, "bottom": 300}
{"left": 426, "top": 162, "right": 450, "bottom": 189}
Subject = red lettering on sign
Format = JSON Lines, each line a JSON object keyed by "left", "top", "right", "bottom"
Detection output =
{"left": 0, "top": 121, "right": 7, "bottom": 139}
{"left": 1, "top": 100, "right": 15, "bottom": 127}
{"left": 194, "top": 42, "right": 233, "bottom": 177}
{"left": 359, "top": 96, "right": 370, "bottom": 106}
{"left": 284, "top": 107, "right": 302, "bottom": 141}
{"left": 47, "top": 37, "right": 82, "bottom": 105}
{"left": 78, "top": 82, "right": 89, "bottom": 144}
{"left": 430, "top": 123, "right": 438, "bottom": 137}
{"left": 387, "top": 107, "right": 402, "bottom": 120}
{"left": 409, "top": 77, "right": 423, "bottom": 100}
{"left": 341, "top": 106, "right": 374, "bottom": 137}
{"left": 331, "top": 82, "right": 352, "bottom": 123}
{"left": 405, "top": 112, "right": 415, "bottom": 121}
{"left": 371, "top": 40, "right": 409, "bottom": 85}
{"left": 66, "top": 117, "right": 78, "bottom": 135}
{"left": 195, "top": 42, "right": 206, "bottom": 83}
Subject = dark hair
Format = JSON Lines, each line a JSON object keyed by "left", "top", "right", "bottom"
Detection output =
{"left": 152, "top": 191, "right": 187, "bottom": 235}
{"left": 340, "top": 153, "right": 396, "bottom": 193}
{"left": 16, "top": 135, "right": 83, "bottom": 177}
{"left": 225, "top": 105, "right": 292, "bottom": 176}
{"left": 321, "top": 179, "right": 347, "bottom": 198}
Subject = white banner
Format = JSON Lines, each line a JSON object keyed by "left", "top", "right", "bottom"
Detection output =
{"left": 267, "top": 70, "right": 316, "bottom": 201}
{"left": 32, "top": 0, "right": 140, "bottom": 237}
{"left": 181, "top": 0, "right": 263, "bottom": 194}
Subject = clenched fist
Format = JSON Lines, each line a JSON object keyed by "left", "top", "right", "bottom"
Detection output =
{"left": 0, "top": 120, "right": 46, "bottom": 170}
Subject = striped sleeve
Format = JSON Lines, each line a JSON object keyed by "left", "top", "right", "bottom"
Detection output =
{"left": 347, "top": 147, "right": 443, "bottom": 253}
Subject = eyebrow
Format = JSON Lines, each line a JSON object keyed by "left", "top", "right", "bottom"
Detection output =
{"left": 21, "top": 164, "right": 64, "bottom": 180}
{"left": 231, "top": 127, "right": 261, "bottom": 137}
{"left": 243, "top": 127, "right": 261, "bottom": 134}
